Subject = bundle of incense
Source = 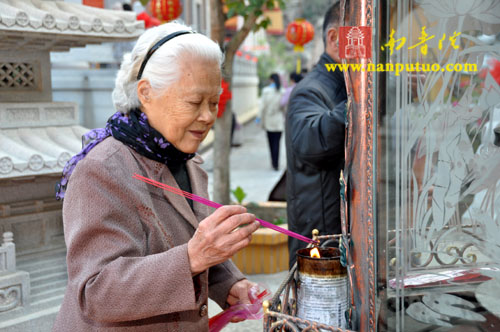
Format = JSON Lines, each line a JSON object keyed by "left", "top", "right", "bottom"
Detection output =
{"left": 133, "top": 173, "right": 316, "bottom": 245}
{"left": 209, "top": 287, "right": 270, "bottom": 331}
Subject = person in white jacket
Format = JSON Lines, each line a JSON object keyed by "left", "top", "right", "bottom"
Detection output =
{"left": 259, "top": 73, "right": 284, "bottom": 170}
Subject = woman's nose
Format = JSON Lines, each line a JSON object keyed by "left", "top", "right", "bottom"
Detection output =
{"left": 198, "top": 103, "right": 215, "bottom": 123}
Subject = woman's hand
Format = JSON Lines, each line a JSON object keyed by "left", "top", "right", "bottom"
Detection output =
{"left": 227, "top": 279, "right": 256, "bottom": 306}
{"left": 227, "top": 279, "right": 257, "bottom": 322}
{"left": 187, "top": 205, "right": 259, "bottom": 274}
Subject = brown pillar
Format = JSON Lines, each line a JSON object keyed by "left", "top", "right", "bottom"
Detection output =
{"left": 341, "top": 0, "right": 377, "bottom": 331}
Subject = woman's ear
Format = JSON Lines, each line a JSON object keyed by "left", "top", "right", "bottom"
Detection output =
{"left": 137, "top": 80, "right": 152, "bottom": 105}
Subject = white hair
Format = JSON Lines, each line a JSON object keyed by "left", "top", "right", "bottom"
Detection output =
{"left": 112, "top": 22, "right": 224, "bottom": 113}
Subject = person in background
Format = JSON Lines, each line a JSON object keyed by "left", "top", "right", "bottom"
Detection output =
{"left": 259, "top": 73, "right": 284, "bottom": 171}
{"left": 280, "top": 72, "right": 303, "bottom": 112}
{"left": 285, "top": 2, "right": 347, "bottom": 268}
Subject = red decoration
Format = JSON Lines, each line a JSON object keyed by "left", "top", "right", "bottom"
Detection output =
{"left": 151, "top": 0, "right": 183, "bottom": 23}
{"left": 83, "top": 0, "right": 103, "bottom": 8}
{"left": 338, "top": 26, "right": 372, "bottom": 59}
{"left": 136, "top": 12, "right": 161, "bottom": 29}
{"left": 217, "top": 79, "right": 232, "bottom": 118}
{"left": 286, "top": 19, "right": 314, "bottom": 52}
{"left": 478, "top": 58, "right": 500, "bottom": 86}
{"left": 489, "top": 58, "right": 500, "bottom": 85}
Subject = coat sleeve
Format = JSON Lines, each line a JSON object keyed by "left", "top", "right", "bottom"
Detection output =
{"left": 208, "top": 260, "right": 246, "bottom": 308}
{"left": 63, "top": 157, "right": 200, "bottom": 323}
{"left": 287, "top": 86, "right": 346, "bottom": 167}
{"left": 259, "top": 88, "right": 268, "bottom": 125}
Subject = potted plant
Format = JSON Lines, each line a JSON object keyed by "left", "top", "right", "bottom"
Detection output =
{"left": 230, "top": 187, "right": 289, "bottom": 274}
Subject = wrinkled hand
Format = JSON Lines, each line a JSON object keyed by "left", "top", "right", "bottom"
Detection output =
{"left": 227, "top": 279, "right": 257, "bottom": 322}
{"left": 188, "top": 205, "right": 259, "bottom": 274}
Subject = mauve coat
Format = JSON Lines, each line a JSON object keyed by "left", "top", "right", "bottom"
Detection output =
{"left": 53, "top": 137, "right": 245, "bottom": 331}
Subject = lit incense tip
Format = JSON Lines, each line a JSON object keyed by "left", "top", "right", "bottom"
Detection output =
{"left": 263, "top": 300, "right": 270, "bottom": 313}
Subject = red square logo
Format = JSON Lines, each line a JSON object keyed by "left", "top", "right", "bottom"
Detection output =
{"left": 339, "top": 26, "right": 372, "bottom": 59}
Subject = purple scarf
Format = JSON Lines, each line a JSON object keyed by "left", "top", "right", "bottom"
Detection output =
{"left": 55, "top": 109, "right": 195, "bottom": 200}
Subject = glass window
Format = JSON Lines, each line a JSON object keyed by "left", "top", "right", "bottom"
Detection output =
{"left": 376, "top": 0, "right": 500, "bottom": 330}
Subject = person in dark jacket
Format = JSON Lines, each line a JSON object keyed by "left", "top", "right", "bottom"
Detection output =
{"left": 285, "top": 2, "right": 347, "bottom": 267}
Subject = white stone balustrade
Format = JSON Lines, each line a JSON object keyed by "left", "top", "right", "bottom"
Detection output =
{"left": 0, "top": 232, "right": 30, "bottom": 314}
{"left": 0, "top": 232, "right": 16, "bottom": 274}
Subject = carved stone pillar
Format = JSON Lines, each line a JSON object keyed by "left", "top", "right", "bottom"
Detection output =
{"left": 0, "top": 232, "right": 30, "bottom": 313}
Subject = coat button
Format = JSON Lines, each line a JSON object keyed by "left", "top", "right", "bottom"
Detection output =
{"left": 199, "top": 304, "right": 208, "bottom": 317}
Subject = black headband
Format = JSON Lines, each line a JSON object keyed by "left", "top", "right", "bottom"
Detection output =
{"left": 136, "top": 30, "right": 195, "bottom": 80}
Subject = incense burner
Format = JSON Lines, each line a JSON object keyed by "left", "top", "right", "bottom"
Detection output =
{"left": 263, "top": 231, "right": 356, "bottom": 332}
{"left": 296, "top": 247, "right": 348, "bottom": 328}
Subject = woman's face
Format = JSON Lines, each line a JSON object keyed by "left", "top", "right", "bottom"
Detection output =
{"left": 140, "top": 55, "right": 221, "bottom": 154}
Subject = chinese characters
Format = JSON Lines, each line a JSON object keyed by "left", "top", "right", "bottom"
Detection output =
{"left": 381, "top": 26, "right": 461, "bottom": 55}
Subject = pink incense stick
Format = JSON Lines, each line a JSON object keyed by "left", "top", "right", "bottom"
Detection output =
{"left": 132, "top": 173, "right": 316, "bottom": 244}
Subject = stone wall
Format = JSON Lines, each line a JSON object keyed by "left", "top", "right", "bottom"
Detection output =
{"left": 232, "top": 56, "right": 259, "bottom": 118}
{"left": 0, "top": 175, "right": 64, "bottom": 257}
{"left": 52, "top": 68, "right": 117, "bottom": 129}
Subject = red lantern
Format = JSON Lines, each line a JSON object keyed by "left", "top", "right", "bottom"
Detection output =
{"left": 151, "top": 0, "right": 183, "bottom": 23}
{"left": 286, "top": 19, "right": 314, "bottom": 52}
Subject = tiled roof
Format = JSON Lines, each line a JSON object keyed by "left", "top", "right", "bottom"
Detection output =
{"left": 0, "top": 124, "right": 86, "bottom": 178}
{"left": 0, "top": 0, "right": 144, "bottom": 51}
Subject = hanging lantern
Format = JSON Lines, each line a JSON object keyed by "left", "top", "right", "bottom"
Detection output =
{"left": 286, "top": 19, "right": 314, "bottom": 52}
{"left": 286, "top": 19, "right": 314, "bottom": 73}
{"left": 151, "top": 0, "right": 183, "bottom": 23}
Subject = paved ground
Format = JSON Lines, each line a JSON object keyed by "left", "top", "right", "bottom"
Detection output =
{"left": 201, "top": 120, "right": 290, "bottom": 331}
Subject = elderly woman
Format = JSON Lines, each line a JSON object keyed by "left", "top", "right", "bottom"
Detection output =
{"left": 53, "top": 23, "right": 260, "bottom": 331}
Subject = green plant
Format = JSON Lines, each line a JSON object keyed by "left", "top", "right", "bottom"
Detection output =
{"left": 271, "top": 216, "right": 286, "bottom": 225}
{"left": 231, "top": 186, "right": 247, "bottom": 204}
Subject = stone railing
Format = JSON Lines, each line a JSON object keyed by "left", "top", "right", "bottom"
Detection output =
{"left": 0, "top": 232, "right": 30, "bottom": 313}
{"left": 0, "top": 232, "right": 15, "bottom": 273}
